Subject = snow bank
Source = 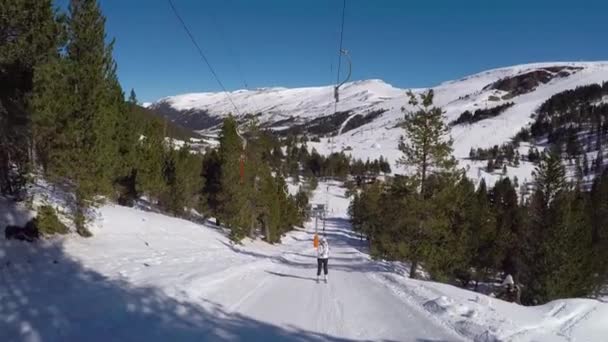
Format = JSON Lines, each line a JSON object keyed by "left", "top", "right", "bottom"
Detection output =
{"left": 368, "top": 264, "right": 608, "bottom": 342}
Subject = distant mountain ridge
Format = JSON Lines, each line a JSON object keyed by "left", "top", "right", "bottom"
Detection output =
{"left": 148, "top": 61, "right": 608, "bottom": 184}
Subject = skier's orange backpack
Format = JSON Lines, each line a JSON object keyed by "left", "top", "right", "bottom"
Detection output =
{"left": 313, "top": 233, "right": 319, "bottom": 248}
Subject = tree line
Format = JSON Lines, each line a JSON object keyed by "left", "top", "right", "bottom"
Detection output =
{"left": 278, "top": 136, "right": 391, "bottom": 181}
{"left": 349, "top": 90, "right": 608, "bottom": 305}
{"left": 452, "top": 102, "right": 514, "bottom": 126}
{"left": 522, "top": 83, "right": 608, "bottom": 177}
{"left": 1, "top": 0, "right": 310, "bottom": 243}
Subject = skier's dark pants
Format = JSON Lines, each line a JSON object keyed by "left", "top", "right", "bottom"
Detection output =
{"left": 317, "top": 258, "right": 328, "bottom": 276}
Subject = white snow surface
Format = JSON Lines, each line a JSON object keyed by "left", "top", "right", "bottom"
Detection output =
{"left": 151, "top": 61, "right": 608, "bottom": 185}
{"left": 2, "top": 182, "right": 608, "bottom": 341}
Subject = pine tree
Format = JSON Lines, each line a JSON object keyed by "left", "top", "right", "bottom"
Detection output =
{"left": 574, "top": 157, "right": 584, "bottom": 183}
{"left": 201, "top": 148, "right": 222, "bottom": 223}
{"left": 160, "top": 145, "right": 203, "bottom": 216}
{"left": 241, "top": 122, "right": 265, "bottom": 239}
{"left": 595, "top": 149, "right": 604, "bottom": 175}
{"left": 490, "top": 178, "right": 523, "bottom": 278}
{"left": 1, "top": 0, "right": 60, "bottom": 195}
{"left": 467, "top": 179, "right": 498, "bottom": 288}
{"left": 398, "top": 89, "right": 457, "bottom": 278}
{"left": 128, "top": 88, "right": 137, "bottom": 104}
{"left": 32, "top": 0, "right": 124, "bottom": 236}
{"left": 532, "top": 152, "right": 566, "bottom": 208}
{"left": 217, "top": 116, "right": 249, "bottom": 241}
{"left": 583, "top": 152, "right": 590, "bottom": 176}
{"left": 486, "top": 159, "right": 494, "bottom": 172}
{"left": 136, "top": 120, "right": 166, "bottom": 200}
{"left": 261, "top": 172, "right": 281, "bottom": 243}
{"left": 433, "top": 177, "right": 477, "bottom": 282}
{"left": 306, "top": 148, "right": 323, "bottom": 177}
{"left": 380, "top": 156, "right": 392, "bottom": 174}
{"left": 524, "top": 151, "right": 570, "bottom": 303}
{"left": 350, "top": 181, "right": 383, "bottom": 246}
{"left": 589, "top": 170, "right": 608, "bottom": 294}
{"left": 294, "top": 186, "right": 309, "bottom": 220}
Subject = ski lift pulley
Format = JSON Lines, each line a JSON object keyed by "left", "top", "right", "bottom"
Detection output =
{"left": 333, "top": 49, "right": 352, "bottom": 103}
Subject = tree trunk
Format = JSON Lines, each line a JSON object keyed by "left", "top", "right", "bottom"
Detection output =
{"left": 249, "top": 211, "right": 256, "bottom": 239}
{"left": 265, "top": 221, "right": 271, "bottom": 243}
{"left": 74, "top": 192, "right": 92, "bottom": 237}
{"left": 409, "top": 260, "right": 418, "bottom": 279}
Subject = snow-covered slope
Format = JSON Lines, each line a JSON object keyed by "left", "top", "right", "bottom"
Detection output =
{"left": 150, "top": 62, "right": 608, "bottom": 183}
{"left": 3, "top": 181, "right": 607, "bottom": 341}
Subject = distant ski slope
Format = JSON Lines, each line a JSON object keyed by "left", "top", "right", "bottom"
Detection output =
{"left": 149, "top": 62, "right": 608, "bottom": 184}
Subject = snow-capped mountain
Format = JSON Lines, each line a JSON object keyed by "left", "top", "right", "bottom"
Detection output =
{"left": 149, "top": 61, "right": 608, "bottom": 184}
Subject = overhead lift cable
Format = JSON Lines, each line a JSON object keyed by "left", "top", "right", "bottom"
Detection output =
{"left": 167, "top": 0, "right": 241, "bottom": 116}
{"left": 168, "top": 0, "right": 248, "bottom": 181}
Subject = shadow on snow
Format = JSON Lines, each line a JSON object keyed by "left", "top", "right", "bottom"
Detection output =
{"left": 0, "top": 200, "right": 368, "bottom": 342}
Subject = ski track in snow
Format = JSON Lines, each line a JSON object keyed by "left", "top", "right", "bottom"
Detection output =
{"left": 3, "top": 183, "right": 607, "bottom": 342}
{"left": 0, "top": 186, "right": 463, "bottom": 342}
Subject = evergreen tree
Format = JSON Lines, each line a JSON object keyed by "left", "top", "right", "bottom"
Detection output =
{"left": 380, "top": 156, "right": 392, "bottom": 174}
{"left": 32, "top": 0, "right": 124, "bottom": 236}
{"left": 491, "top": 178, "right": 524, "bottom": 278}
{"left": 0, "top": 0, "right": 60, "bottom": 195}
{"left": 136, "top": 120, "right": 166, "bottom": 200}
{"left": 486, "top": 159, "right": 494, "bottom": 172}
{"left": 217, "top": 117, "right": 249, "bottom": 241}
{"left": 595, "top": 149, "right": 604, "bottom": 175}
{"left": 532, "top": 152, "right": 566, "bottom": 208}
{"left": 128, "top": 88, "right": 137, "bottom": 104}
{"left": 524, "top": 151, "right": 570, "bottom": 303}
{"left": 294, "top": 186, "right": 310, "bottom": 222}
{"left": 276, "top": 175, "right": 299, "bottom": 237}
{"left": 350, "top": 181, "right": 384, "bottom": 246}
{"left": 467, "top": 179, "right": 498, "bottom": 287}
{"left": 306, "top": 148, "right": 323, "bottom": 177}
{"left": 160, "top": 145, "right": 203, "bottom": 216}
{"left": 398, "top": 89, "right": 457, "bottom": 278}
{"left": 432, "top": 177, "right": 476, "bottom": 282}
{"left": 241, "top": 122, "right": 265, "bottom": 239}
{"left": 589, "top": 170, "right": 608, "bottom": 293}
{"left": 201, "top": 148, "right": 222, "bottom": 223}
{"left": 583, "top": 153, "right": 590, "bottom": 176}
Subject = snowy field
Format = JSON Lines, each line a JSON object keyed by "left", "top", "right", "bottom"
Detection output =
{"left": 1, "top": 182, "right": 607, "bottom": 341}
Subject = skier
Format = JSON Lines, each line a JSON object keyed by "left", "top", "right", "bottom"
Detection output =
{"left": 497, "top": 274, "right": 521, "bottom": 304}
{"left": 316, "top": 236, "right": 329, "bottom": 283}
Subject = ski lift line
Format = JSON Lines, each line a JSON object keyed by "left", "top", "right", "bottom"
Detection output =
{"left": 200, "top": 1, "right": 262, "bottom": 114}
{"left": 335, "top": 0, "right": 347, "bottom": 87}
{"left": 204, "top": 4, "right": 249, "bottom": 91}
{"left": 325, "top": 0, "right": 349, "bottom": 222}
{"left": 167, "top": 0, "right": 241, "bottom": 116}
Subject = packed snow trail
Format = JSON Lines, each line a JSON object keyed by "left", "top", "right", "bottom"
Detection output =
{"left": 4, "top": 184, "right": 608, "bottom": 341}
{"left": 0, "top": 185, "right": 463, "bottom": 341}
{"left": 198, "top": 218, "right": 461, "bottom": 341}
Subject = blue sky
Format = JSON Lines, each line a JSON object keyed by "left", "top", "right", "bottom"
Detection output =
{"left": 57, "top": 0, "right": 608, "bottom": 102}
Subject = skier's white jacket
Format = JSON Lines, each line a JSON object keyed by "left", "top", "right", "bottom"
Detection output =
{"left": 317, "top": 241, "right": 329, "bottom": 259}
